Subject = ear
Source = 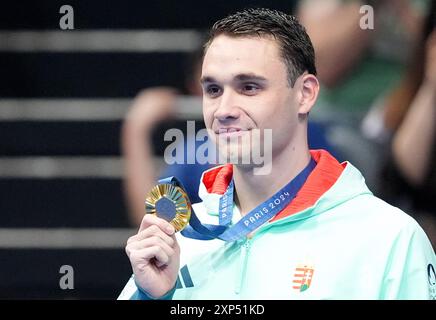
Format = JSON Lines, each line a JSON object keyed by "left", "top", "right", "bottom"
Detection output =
{"left": 296, "top": 73, "right": 319, "bottom": 114}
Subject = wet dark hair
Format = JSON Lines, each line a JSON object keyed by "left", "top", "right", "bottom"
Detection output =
{"left": 204, "top": 8, "right": 317, "bottom": 87}
{"left": 423, "top": 0, "right": 435, "bottom": 38}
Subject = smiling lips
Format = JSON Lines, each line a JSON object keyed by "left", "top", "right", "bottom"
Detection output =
{"left": 216, "top": 127, "right": 250, "bottom": 138}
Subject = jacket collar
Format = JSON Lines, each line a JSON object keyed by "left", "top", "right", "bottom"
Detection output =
{"left": 198, "top": 149, "right": 346, "bottom": 220}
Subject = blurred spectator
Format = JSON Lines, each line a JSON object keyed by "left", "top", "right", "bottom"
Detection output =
{"left": 299, "top": 0, "right": 429, "bottom": 115}
{"left": 121, "top": 48, "right": 212, "bottom": 227}
{"left": 299, "top": 0, "right": 431, "bottom": 192}
{"left": 376, "top": 0, "right": 436, "bottom": 249}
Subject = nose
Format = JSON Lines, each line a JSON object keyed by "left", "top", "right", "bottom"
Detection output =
{"left": 214, "top": 89, "right": 241, "bottom": 122}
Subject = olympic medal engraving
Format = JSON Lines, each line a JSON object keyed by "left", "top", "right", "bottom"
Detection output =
{"left": 145, "top": 183, "right": 191, "bottom": 231}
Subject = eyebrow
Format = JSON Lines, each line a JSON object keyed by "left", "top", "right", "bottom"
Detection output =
{"left": 199, "top": 76, "right": 215, "bottom": 85}
{"left": 235, "top": 73, "right": 268, "bottom": 82}
{"left": 200, "top": 73, "right": 268, "bottom": 85}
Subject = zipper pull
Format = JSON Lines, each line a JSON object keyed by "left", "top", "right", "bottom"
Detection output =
{"left": 235, "top": 239, "right": 251, "bottom": 295}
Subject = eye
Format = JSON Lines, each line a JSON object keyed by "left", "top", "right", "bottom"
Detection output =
{"left": 204, "top": 84, "right": 222, "bottom": 98}
{"left": 241, "top": 83, "right": 261, "bottom": 95}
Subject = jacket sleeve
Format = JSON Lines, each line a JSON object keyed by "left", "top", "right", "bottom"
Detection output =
{"left": 117, "top": 275, "right": 176, "bottom": 300}
{"left": 381, "top": 219, "right": 436, "bottom": 300}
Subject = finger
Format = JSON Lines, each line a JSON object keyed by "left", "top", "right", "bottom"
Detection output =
{"left": 139, "top": 214, "right": 175, "bottom": 235}
{"left": 128, "top": 225, "right": 175, "bottom": 247}
{"left": 131, "top": 246, "right": 170, "bottom": 267}
{"left": 171, "top": 233, "right": 180, "bottom": 250}
{"left": 127, "top": 236, "right": 175, "bottom": 258}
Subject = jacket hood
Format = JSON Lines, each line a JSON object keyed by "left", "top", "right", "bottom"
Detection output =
{"left": 197, "top": 149, "right": 372, "bottom": 223}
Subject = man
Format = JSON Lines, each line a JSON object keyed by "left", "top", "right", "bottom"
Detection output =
{"left": 119, "top": 8, "right": 436, "bottom": 299}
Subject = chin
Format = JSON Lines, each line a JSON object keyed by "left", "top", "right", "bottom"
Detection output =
{"left": 217, "top": 142, "right": 253, "bottom": 165}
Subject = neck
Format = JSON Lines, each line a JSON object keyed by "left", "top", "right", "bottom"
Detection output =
{"left": 233, "top": 144, "right": 311, "bottom": 216}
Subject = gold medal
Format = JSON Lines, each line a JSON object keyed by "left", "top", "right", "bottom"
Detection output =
{"left": 145, "top": 183, "right": 191, "bottom": 232}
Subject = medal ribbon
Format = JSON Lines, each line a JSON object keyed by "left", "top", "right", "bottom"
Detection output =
{"left": 160, "top": 158, "right": 316, "bottom": 242}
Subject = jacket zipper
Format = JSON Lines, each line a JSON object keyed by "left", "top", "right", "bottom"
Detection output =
{"left": 235, "top": 237, "right": 251, "bottom": 295}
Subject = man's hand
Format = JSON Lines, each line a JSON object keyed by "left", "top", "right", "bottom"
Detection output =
{"left": 125, "top": 214, "right": 180, "bottom": 298}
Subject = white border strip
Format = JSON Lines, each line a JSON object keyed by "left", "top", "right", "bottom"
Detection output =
{"left": 0, "top": 97, "right": 202, "bottom": 121}
{"left": 0, "top": 228, "right": 135, "bottom": 248}
{"left": 0, "top": 30, "right": 202, "bottom": 52}
{"left": 0, "top": 157, "right": 165, "bottom": 178}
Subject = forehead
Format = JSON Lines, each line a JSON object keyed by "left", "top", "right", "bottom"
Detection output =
{"left": 202, "top": 35, "right": 286, "bottom": 80}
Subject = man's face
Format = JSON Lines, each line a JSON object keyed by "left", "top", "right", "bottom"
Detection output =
{"left": 201, "top": 34, "right": 302, "bottom": 167}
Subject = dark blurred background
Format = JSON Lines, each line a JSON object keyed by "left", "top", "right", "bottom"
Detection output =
{"left": 0, "top": 0, "right": 299, "bottom": 299}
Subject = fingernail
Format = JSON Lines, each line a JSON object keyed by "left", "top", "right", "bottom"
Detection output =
{"left": 166, "top": 225, "right": 174, "bottom": 234}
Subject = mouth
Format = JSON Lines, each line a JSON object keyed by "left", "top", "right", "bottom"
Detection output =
{"left": 215, "top": 127, "right": 251, "bottom": 138}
